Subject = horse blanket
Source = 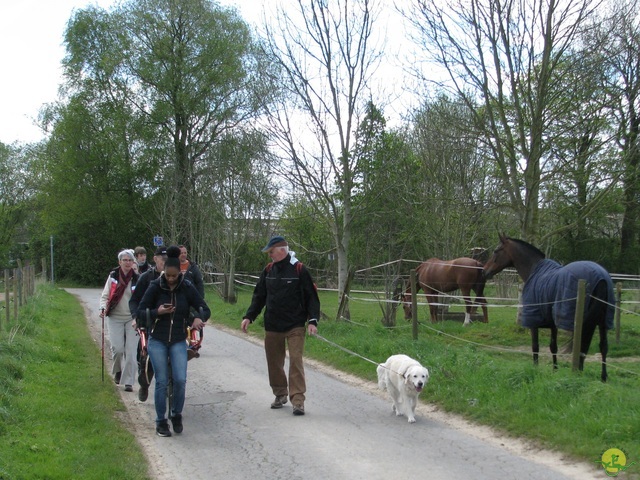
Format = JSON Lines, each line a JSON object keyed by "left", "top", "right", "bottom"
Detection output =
{"left": 521, "top": 259, "right": 615, "bottom": 331}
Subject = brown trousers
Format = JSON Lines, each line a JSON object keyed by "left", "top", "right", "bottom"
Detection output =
{"left": 264, "top": 327, "right": 306, "bottom": 405}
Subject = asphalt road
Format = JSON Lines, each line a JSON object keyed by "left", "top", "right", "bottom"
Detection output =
{"left": 67, "top": 288, "right": 601, "bottom": 480}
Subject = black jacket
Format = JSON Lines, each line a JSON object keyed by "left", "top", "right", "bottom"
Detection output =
{"left": 244, "top": 255, "right": 320, "bottom": 332}
{"left": 128, "top": 267, "right": 162, "bottom": 322}
{"left": 183, "top": 261, "right": 205, "bottom": 298}
{"left": 138, "top": 274, "right": 210, "bottom": 344}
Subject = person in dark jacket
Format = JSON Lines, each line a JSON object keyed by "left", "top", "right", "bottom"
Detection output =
{"left": 138, "top": 246, "right": 210, "bottom": 437}
{"left": 134, "top": 246, "right": 152, "bottom": 274}
{"left": 241, "top": 236, "right": 320, "bottom": 416}
{"left": 178, "top": 244, "right": 205, "bottom": 298}
{"left": 129, "top": 245, "right": 167, "bottom": 402}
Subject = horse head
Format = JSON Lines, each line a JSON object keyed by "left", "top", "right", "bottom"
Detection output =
{"left": 482, "top": 233, "right": 513, "bottom": 280}
{"left": 484, "top": 233, "right": 546, "bottom": 282}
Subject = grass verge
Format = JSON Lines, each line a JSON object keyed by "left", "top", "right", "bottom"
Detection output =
{"left": 0, "top": 285, "right": 150, "bottom": 480}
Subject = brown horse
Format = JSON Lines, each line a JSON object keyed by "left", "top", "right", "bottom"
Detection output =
{"left": 401, "top": 257, "right": 488, "bottom": 325}
{"left": 482, "top": 234, "right": 615, "bottom": 381}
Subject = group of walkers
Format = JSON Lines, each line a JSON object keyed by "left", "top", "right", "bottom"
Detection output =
{"left": 98, "top": 235, "right": 321, "bottom": 437}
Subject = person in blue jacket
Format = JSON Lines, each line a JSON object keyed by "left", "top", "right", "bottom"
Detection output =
{"left": 138, "top": 245, "right": 210, "bottom": 437}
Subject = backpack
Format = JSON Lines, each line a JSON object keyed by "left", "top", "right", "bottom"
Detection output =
{"left": 265, "top": 260, "right": 317, "bottom": 291}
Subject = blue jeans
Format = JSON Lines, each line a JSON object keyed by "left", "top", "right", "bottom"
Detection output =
{"left": 147, "top": 337, "right": 188, "bottom": 424}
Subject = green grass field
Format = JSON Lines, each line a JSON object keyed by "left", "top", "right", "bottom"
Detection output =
{"left": 0, "top": 282, "right": 638, "bottom": 478}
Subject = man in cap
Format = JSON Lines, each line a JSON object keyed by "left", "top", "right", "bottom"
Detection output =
{"left": 241, "top": 235, "right": 320, "bottom": 415}
{"left": 129, "top": 245, "right": 167, "bottom": 401}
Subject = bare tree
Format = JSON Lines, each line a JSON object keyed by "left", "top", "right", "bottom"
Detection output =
{"left": 404, "top": 0, "right": 601, "bottom": 242}
{"left": 587, "top": 0, "right": 640, "bottom": 270}
{"left": 261, "top": 0, "right": 384, "bottom": 313}
{"left": 196, "top": 131, "right": 279, "bottom": 303}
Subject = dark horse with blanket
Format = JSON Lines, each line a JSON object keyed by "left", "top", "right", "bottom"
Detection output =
{"left": 401, "top": 257, "right": 488, "bottom": 325}
{"left": 482, "top": 234, "right": 614, "bottom": 381}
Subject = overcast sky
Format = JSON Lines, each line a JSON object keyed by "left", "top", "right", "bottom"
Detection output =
{"left": 0, "top": 0, "right": 411, "bottom": 146}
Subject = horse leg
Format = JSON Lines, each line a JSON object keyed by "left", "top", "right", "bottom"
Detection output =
{"left": 598, "top": 322, "right": 609, "bottom": 382}
{"left": 549, "top": 325, "right": 558, "bottom": 370}
{"left": 427, "top": 293, "right": 438, "bottom": 323}
{"left": 471, "top": 284, "right": 489, "bottom": 323}
{"left": 461, "top": 289, "right": 473, "bottom": 326}
{"left": 582, "top": 280, "right": 609, "bottom": 381}
{"left": 429, "top": 303, "right": 438, "bottom": 323}
{"left": 531, "top": 328, "right": 540, "bottom": 366}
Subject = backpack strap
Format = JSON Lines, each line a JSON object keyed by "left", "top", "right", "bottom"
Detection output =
{"left": 265, "top": 261, "right": 305, "bottom": 278}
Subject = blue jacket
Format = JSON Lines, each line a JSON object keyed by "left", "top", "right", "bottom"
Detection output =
{"left": 521, "top": 259, "right": 614, "bottom": 330}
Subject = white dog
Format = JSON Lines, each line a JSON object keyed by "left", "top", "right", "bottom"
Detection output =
{"left": 377, "top": 354, "right": 429, "bottom": 423}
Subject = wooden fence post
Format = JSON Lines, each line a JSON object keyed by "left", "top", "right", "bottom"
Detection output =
{"left": 22, "top": 264, "right": 29, "bottom": 305}
{"left": 410, "top": 269, "right": 418, "bottom": 340}
{"left": 571, "top": 279, "right": 586, "bottom": 372}
{"left": 13, "top": 268, "right": 18, "bottom": 320}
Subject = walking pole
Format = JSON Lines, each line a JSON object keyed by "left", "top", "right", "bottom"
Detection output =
{"left": 101, "top": 308, "right": 105, "bottom": 382}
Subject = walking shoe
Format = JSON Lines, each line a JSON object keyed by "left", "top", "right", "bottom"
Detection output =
{"left": 156, "top": 420, "right": 171, "bottom": 437}
{"left": 292, "top": 404, "right": 305, "bottom": 416}
{"left": 114, "top": 372, "right": 121, "bottom": 385}
{"left": 270, "top": 395, "right": 288, "bottom": 409}
{"left": 124, "top": 385, "right": 133, "bottom": 392}
{"left": 138, "top": 386, "right": 148, "bottom": 402}
{"left": 170, "top": 414, "right": 183, "bottom": 434}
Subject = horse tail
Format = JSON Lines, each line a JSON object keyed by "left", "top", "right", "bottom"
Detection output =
{"left": 392, "top": 276, "right": 405, "bottom": 301}
{"left": 472, "top": 260, "right": 487, "bottom": 294}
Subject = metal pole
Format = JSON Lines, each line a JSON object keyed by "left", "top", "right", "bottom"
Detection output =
{"left": 615, "top": 282, "right": 622, "bottom": 344}
{"left": 50, "top": 235, "right": 55, "bottom": 284}
{"left": 101, "top": 309, "right": 105, "bottom": 382}
{"left": 410, "top": 269, "right": 418, "bottom": 340}
{"left": 3, "top": 269, "right": 8, "bottom": 328}
{"left": 571, "top": 279, "right": 586, "bottom": 372}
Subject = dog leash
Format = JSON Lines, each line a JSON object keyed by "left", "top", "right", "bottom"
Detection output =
{"left": 314, "top": 334, "right": 381, "bottom": 367}
{"left": 313, "top": 334, "right": 407, "bottom": 377}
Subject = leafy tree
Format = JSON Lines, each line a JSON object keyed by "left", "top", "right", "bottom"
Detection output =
{"left": 62, "top": 0, "right": 269, "bottom": 263}
{"left": 0, "top": 142, "right": 30, "bottom": 267}
{"left": 32, "top": 96, "right": 152, "bottom": 284}
{"left": 407, "top": 95, "right": 493, "bottom": 257}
